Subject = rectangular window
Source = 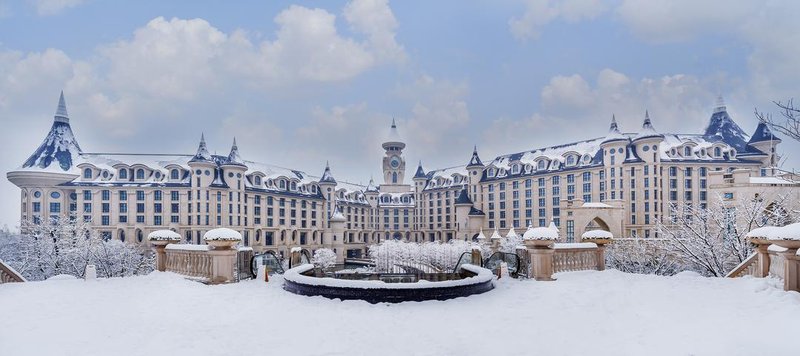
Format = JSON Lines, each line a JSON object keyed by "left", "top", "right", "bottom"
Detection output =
{"left": 49, "top": 202, "right": 61, "bottom": 213}
{"left": 137, "top": 191, "right": 145, "bottom": 201}
{"left": 102, "top": 190, "right": 110, "bottom": 201}
{"left": 119, "top": 191, "right": 127, "bottom": 200}
{"left": 83, "top": 190, "right": 92, "bottom": 201}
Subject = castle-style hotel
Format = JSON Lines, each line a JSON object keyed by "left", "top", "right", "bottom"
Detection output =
{"left": 8, "top": 93, "right": 785, "bottom": 259}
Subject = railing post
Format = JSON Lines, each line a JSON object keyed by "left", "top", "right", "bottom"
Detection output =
{"left": 778, "top": 247, "right": 800, "bottom": 292}
{"left": 150, "top": 241, "right": 170, "bottom": 272}
{"left": 593, "top": 241, "right": 611, "bottom": 271}
{"left": 208, "top": 248, "right": 237, "bottom": 284}
{"left": 754, "top": 242, "right": 772, "bottom": 278}
{"left": 523, "top": 240, "right": 555, "bottom": 281}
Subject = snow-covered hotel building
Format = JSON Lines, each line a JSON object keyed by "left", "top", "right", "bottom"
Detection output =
{"left": 7, "top": 93, "right": 785, "bottom": 259}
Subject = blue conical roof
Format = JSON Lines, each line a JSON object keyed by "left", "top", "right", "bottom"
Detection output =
{"left": 748, "top": 121, "right": 781, "bottom": 144}
{"left": 455, "top": 189, "right": 472, "bottom": 205}
{"left": 319, "top": 161, "right": 337, "bottom": 184}
{"left": 21, "top": 92, "right": 82, "bottom": 171}
{"left": 223, "top": 137, "right": 246, "bottom": 167}
{"left": 189, "top": 134, "right": 213, "bottom": 163}
{"left": 414, "top": 161, "right": 426, "bottom": 179}
{"left": 703, "top": 97, "right": 749, "bottom": 151}
{"left": 467, "top": 146, "right": 484, "bottom": 167}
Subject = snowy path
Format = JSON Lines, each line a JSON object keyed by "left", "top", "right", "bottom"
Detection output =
{"left": 1, "top": 270, "right": 798, "bottom": 356}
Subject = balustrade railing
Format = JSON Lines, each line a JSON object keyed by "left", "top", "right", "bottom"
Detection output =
{"left": 0, "top": 259, "right": 26, "bottom": 284}
{"left": 553, "top": 245, "right": 599, "bottom": 273}
{"left": 165, "top": 247, "right": 214, "bottom": 282}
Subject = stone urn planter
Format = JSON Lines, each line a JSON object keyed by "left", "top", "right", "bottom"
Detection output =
{"left": 205, "top": 240, "right": 239, "bottom": 250}
{"left": 523, "top": 239, "right": 555, "bottom": 248}
{"left": 770, "top": 240, "right": 800, "bottom": 250}
{"left": 581, "top": 230, "right": 613, "bottom": 246}
{"left": 746, "top": 226, "right": 781, "bottom": 246}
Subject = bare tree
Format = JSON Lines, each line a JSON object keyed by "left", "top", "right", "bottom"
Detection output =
{"left": 657, "top": 191, "right": 797, "bottom": 277}
{"left": 606, "top": 238, "right": 680, "bottom": 276}
{"left": 757, "top": 99, "right": 800, "bottom": 142}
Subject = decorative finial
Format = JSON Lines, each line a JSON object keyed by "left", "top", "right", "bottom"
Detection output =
{"left": 54, "top": 91, "right": 69, "bottom": 123}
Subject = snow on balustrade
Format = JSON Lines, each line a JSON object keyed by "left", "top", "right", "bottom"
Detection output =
{"left": 164, "top": 247, "right": 214, "bottom": 282}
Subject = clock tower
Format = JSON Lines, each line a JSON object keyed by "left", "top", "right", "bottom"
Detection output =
{"left": 382, "top": 118, "right": 406, "bottom": 185}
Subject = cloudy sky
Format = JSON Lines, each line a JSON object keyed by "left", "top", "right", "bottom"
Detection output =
{"left": 1, "top": 0, "right": 799, "bottom": 229}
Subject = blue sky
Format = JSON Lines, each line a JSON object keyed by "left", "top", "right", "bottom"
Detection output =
{"left": 1, "top": 0, "right": 798, "bottom": 229}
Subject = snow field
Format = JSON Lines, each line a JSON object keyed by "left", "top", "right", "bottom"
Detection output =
{"left": 1, "top": 270, "right": 798, "bottom": 356}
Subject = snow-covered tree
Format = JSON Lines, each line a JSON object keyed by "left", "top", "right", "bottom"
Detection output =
{"left": 657, "top": 191, "right": 797, "bottom": 277}
{"left": 367, "top": 240, "right": 474, "bottom": 273}
{"left": 311, "top": 248, "right": 337, "bottom": 270}
{"left": 3, "top": 218, "right": 153, "bottom": 281}
{"left": 606, "top": 238, "right": 680, "bottom": 276}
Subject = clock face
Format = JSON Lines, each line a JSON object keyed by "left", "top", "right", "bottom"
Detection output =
{"left": 390, "top": 156, "right": 401, "bottom": 168}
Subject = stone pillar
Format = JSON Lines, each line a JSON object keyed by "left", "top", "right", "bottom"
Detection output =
{"left": 529, "top": 247, "right": 555, "bottom": 281}
{"left": 754, "top": 242, "right": 772, "bottom": 278}
{"left": 208, "top": 248, "right": 237, "bottom": 284}
{"left": 524, "top": 240, "right": 555, "bottom": 281}
{"left": 150, "top": 241, "right": 170, "bottom": 272}
{"left": 779, "top": 248, "right": 800, "bottom": 292}
{"left": 593, "top": 240, "right": 612, "bottom": 271}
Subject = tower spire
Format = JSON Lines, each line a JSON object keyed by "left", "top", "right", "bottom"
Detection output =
{"left": 54, "top": 91, "right": 69, "bottom": 123}
{"left": 714, "top": 95, "right": 727, "bottom": 113}
{"left": 190, "top": 133, "right": 212, "bottom": 162}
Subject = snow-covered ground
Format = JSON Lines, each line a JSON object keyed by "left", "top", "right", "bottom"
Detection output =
{"left": 1, "top": 271, "right": 798, "bottom": 356}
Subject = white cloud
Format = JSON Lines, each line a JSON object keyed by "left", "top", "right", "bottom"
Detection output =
{"left": 30, "top": 0, "right": 84, "bottom": 16}
{"left": 509, "top": 0, "right": 607, "bottom": 40}
{"left": 483, "top": 68, "right": 738, "bottom": 156}
{"left": 343, "top": 0, "right": 406, "bottom": 62}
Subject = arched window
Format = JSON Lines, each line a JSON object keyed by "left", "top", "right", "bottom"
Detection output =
{"left": 170, "top": 169, "right": 179, "bottom": 180}
{"left": 392, "top": 172, "right": 398, "bottom": 183}
{"left": 684, "top": 147, "right": 692, "bottom": 156}
{"left": 279, "top": 180, "right": 286, "bottom": 189}
{"left": 566, "top": 155, "right": 575, "bottom": 166}
{"left": 119, "top": 169, "right": 128, "bottom": 179}
{"left": 290, "top": 182, "right": 297, "bottom": 191}
{"left": 714, "top": 147, "right": 721, "bottom": 157}
{"left": 254, "top": 176, "right": 261, "bottom": 186}
{"left": 83, "top": 168, "right": 92, "bottom": 179}
{"left": 537, "top": 160, "right": 547, "bottom": 170}
{"left": 136, "top": 169, "right": 145, "bottom": 180}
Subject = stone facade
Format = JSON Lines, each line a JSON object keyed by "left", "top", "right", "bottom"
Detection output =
{"left": 7, "top": 93, "right": 791, "bottom": 261}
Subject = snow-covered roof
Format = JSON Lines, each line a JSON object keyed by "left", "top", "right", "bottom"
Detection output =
{"left": 467, "top": 146, "right": 484, "bottom": 167}
{"left": 423, "top": 165, "right": 469, "bottom": 191}
{"left": 224, "top": 138, "right": 246, "bottom": 167}
{"left": 203, "top": 228, "right": 242, "bottom": 241}
{"left": 377, "top": 192, "right": 415, "bottom": 207}
{"left": 748, "top": 176, "right": 797, "bottom": 185}
{"left": 633, "top": 111, "right": 663, "bottom": 141}
{"left": 319, "top": 162, "right": 337, "bottom": 184}
{"left": 748, "top": 121, "right": 780, "bottom": 145}
{"left": 523, "top": 226, "right": 559, "bottom": 240}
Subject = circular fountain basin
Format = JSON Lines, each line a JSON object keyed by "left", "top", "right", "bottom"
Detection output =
{"left": 283, "top": 264, "right": 494, "bottom": 303}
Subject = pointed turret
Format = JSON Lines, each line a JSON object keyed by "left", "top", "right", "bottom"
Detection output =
{"left": 455, "top": 189, "right": 473, "bottom": 205}
{"left": 382, "top": 118, "right": 406, "bottom": 150}
{"left": 748, "top": 121, "right": 781, "bottom": 145}
{"left": 365, "top": 176, "right": 379, "bottom": 192}
{"left": 703, "top": 96, "right": 749, "bottom": 151}
{"left": 319, "top": 161, "right": 337, "bottom": 184}
{"left": 329, "top": 204, "right": 346, "bottom": 222}
{"left": 413, "top": 161, "right": 427, "bottom": 179}
{"left": 223, "top": 137, "right": 246, "bottom": 167}
{"left": 467, "top": 146, "right": 484, "bottom": 167}
{"left": 633, "top": 110, "right": 663, "bottom": 141}
{"left": 20, "top": 92, "right": 83, "bottom": 171}
{"left": 602, "top": 114, "right": 627, "bottom": 144}
{"left": 189, "top": 133, "right": 213, "bottom": 163}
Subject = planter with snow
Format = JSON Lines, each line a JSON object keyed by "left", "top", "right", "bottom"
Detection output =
{"left": 147, "top": 230, "right": 181, "bottom": 246}
{"left": 202, "top": 228, "right": 242, "bottom": 250}
{"left": 746, "top": 226, "right": 781, "bottom": 245}
{"left": 522, "top": 226, "right": 558, "bottom": 248}
{"left": 282, "top": 264, "right": 494, "bottom": 303}
{"left": 580, "top": 230, "right": 613, "bottom": 245}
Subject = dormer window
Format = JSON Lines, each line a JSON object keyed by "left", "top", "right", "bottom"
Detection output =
{"left": 290, "top": 182, "right": 297, "bottom": 191}
{"left": 684, "top": 147, "right": 692, "bottom": 157}
{"left": 670, "top": 148, "right": 677, "bottom": 156}
{"left": 254, "top": 176, "right": 261, "bottom": 186}
{"left": 119, "top": 169, "right": 128, "bottom": 179}
{"left": 101, "top": 171, "right": 109, "bottom": 179}
{"left": 566, "top": 155, "right": 576, "bottom": 166}
{"left": 730, "top": 149, "right": 736, "bottom": 158}
{"left": 583, "top": 154, "right": 592, "bottom": 164}
{"left": 83, "top": 168, "right": 92, "bottom": 179}
{"left": 511, "top": 164, "right": 520, "bottom": 174}
{"left": 279, "top": 180, "right": 286, "bottom": 190}
{"left": 136, "top": 169, "right": 145, "bottom": 180}
{"left": 487, "top": 168, "right": 496, "bottom": 178}
{"left": 170, "top": 169, "right": 180, "bottom": 180}
{"left": 537, "top": 160, "right": 547, "bottom": 171}
{"left": 714, "top": 147, "right": 721, "bottom": 157}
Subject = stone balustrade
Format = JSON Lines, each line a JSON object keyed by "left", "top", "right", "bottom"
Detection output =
{"left": 0, "top": 259, "right": 26, "bottom": 284}
{"left": 727, "top": 237, "right": 798, "bottom": 292}
{"left": 553, "top": 244, "right": 600, "bottom": 273}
